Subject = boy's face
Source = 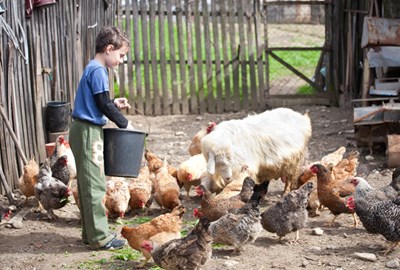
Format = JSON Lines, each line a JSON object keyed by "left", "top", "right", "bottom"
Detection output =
{"left": 104, "top": 44, "right": 129, "bottom": 69}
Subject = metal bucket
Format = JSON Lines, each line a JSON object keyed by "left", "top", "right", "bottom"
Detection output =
{"left": 103, "top": 128, "right": 146, "bottom": 178}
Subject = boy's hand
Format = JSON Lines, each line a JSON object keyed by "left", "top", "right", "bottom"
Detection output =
{"left": 114, "top": 98, "right": 131, "bottom": 110}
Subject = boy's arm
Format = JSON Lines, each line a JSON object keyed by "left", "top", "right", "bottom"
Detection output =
{"left": 93, "top": 92, "right": 128, "bottom": 128}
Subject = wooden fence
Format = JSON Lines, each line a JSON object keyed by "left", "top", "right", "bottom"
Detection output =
{"left": 0, "top": 0, "right": 113, "bottom": 194}
{"left": 115, "top": 0, "right": 269, "bottom": 115}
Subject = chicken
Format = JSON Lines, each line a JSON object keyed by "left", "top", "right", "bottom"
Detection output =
{"left": 320, "top": 146, "right": 346, "bottom": 167}
{"left": 209, "top": 181, "right": 269, "bottom": 252}
{"left": 141, "top": 217, "right": 213, "bottom": 270}
{"left": 34, "top": 161, "right": 71, "bottom": 219}
{"left": 188, "top": 122, "right": 217, "bottom": 156}
{"left": 121, "top": 205, "right": 185, "bottom": 266}
{"left": 51, "top": 155, "right": 70, "bottom": 185}
{"left": 104, "top": 177, "right": 130, "bottom": 219}
{"left": 0, "top": 207, "right": 12, "bottom": 222}
{"left": 177, "top": 154, "right": 207, "bottom": 199}
{"left": 214, "top": 166, "right": 255, "bottom": 201}
{"left": 18, "top": 157, "right": 39, "bottom": 205}
{"left": 199, "top": 171, "right": 225, "bottom": 194}
{"left": 298, "top": 149, "right": 359, "bottom": 217}
{"left": 310, "top": 164, "right": 357, "bottom": 227}
{"left": 347, "top": 182, "right": 400, "bottom": 255}
{"left": 153, "top": 161, "right": 181, "bottom": 210}
{"left": 129, "top": 166, "right": 153, "bottom": 211}
{"left": 50, "top": 135, "right": 77, "bottom": 180}
{"left": 69, "top": 178, "right": 80, "bottom": 209}
{"left": 194, "top": 182, "right": 248, "bottom": 222}
{"left": 351, "top": 175, "right": 400, "bottom": 203}
{"left": 261, "top": 182, "right": 314, "bottom": 242}
{"left": 145, "top": 149, "right": 177, "bottom": 178}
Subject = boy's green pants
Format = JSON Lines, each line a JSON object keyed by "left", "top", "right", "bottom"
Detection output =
{"left": 69, "top": 120, "right": 114, "bottom": 248}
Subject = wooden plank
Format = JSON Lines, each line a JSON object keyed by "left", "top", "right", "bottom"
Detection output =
{"left": 186, "top": 0, "right": 197, "bottom": 114}
{"left": 117, "top": 0, "right": 125, "bottom": 99}
{"left": 132, "top": 0, "right": 144, "bottom": 114}
{"left": 238, "top": 0, "right": 248, "bottom": 110}
{"left": 149, "top": 1, "right": 160, "bottom": 115}
{"left": 255, "top": 0, "right": 266, "bottom": 110}
{"left": 266, "top": 95, "right": 331, "bottom": 107}
{"left": 229, "top": 0, "right": 240, "bottom": 111}
{"left": 158, "top": 0, "right": 169, "bottom": 115}
{"left": 176, "top": 0, "right": 188, "bottom": 114}
{"left": 0, "top": 164, "right": 14, "bottom": 205}
{"left": 245, "top": 1, "right": 257, "bottom": 111}
{"left": 166, "top": 0, "right": 179, "bottom": 114}
{"left": 194, "top": 0, "right": 205, "bottom": 114}
{"left": 125, "top": 0, "right": 134, "bottom": 115}
{"left": 220, "top": 0, "right": 231, "bottom": 112}
{"left": 140, "top": 0, "right": 152, "bottom": 115}
{"left": 211, "top": 0, "right": 223, "bottom": 113}
{"left": 202, "top": 0, "right": 214, "bottom": 113}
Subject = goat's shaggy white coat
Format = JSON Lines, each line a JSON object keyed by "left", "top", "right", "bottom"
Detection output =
{"left": 201, "top": 108, "right": 312, "bottom": 194}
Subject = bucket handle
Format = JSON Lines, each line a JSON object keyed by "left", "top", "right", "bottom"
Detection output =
{"left": 130, "top": 107, "right": 150, "bottom": 136}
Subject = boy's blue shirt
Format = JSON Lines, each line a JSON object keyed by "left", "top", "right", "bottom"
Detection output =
{"left": 72, "top": 59, "right": 109, "bottom": 126}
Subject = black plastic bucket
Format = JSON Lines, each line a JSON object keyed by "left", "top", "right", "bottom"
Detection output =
{"left": 46, "top": 101, "right": 70, "bottom": 132}
{"left": 103, "top": 128, "right": 146, "bottom": 178}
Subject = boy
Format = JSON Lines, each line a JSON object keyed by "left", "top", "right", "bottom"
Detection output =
{"left": 69, "top": 26, "right": 133, "bottom": 250}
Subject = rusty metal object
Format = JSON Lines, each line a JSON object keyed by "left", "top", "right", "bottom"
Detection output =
{"left": 362, "top": 17, "right": 400, "bottom": 48}
{"left": 387, "top": 135, "right": 400, "bottom": 168}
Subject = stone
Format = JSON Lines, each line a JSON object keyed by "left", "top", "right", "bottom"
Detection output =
{"left": 386, "top": 259, "right": 400, "bottom": 269}
{"left": 310, "top": 246, "right": 322, "bottom": 252}
{"left": 365, "top": 155, "right": 374, "bottom": 161}
{"left": 175, "top": 131, "right": 186, "bottom": 136}
{"left": 312, "top": 228, "right": 324, "bottom": 236}
{"left": 224, "top": 260, "right": 239, "bottom": 268}
{"left": 354, "top": 252, "right": 377, "bottom": 262}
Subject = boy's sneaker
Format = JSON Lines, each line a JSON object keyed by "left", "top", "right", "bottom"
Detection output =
{"left": 99, "top": 237, "right": 126, "bottom": 250}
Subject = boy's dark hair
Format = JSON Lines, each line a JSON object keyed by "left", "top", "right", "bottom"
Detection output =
{"left": 95, "top": 26, "right": 129, "bottom": 53}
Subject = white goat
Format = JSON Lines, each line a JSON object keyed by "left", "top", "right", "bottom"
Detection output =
{"left": 201, "top": 108, "right": 312, "bottom": 194}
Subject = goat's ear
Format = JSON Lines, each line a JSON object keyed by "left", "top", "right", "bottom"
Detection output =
{"left": 207, "top": 152, "right": 215, "bottom": 174}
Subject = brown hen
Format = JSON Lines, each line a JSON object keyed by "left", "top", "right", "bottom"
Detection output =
{"left": 18, "top": 157, "right": 39, "bottom": 205}
{"left": 121, "top": 205, "right": 185, "bottom": 266}
{"left": 311, "top": 164, "right": 357, "bottom": 227}
{"left": 129, "top": 166, "right": 153, "bottom": 211}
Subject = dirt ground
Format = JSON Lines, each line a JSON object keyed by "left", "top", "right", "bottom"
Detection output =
{"left": 1, "top": 105, "right": 399, "bottom": 270}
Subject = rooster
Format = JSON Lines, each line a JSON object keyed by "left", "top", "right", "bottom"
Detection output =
{"left": 34, "top": 161, "right": 71, "bottom": 220}
{"left": 188, "top": 122, "right": 217, "bottom": 156}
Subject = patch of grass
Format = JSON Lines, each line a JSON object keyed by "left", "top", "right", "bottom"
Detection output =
{"left": 132, "top": 216, "right": 153, "bottom": 224}
{"left": 212, "top": 243, "right": 226, "bottom": 249}
{"left": 77, "top": 258, "right": 107, "bottom": 270}
{"left": 181, "top": 220, "right": 198, "bottom": 237}
{"left": 297, "top": 84, "right": 317, "bottom": 95}
{"left": 110, "top": 247, "right": 142, "bottom": 261}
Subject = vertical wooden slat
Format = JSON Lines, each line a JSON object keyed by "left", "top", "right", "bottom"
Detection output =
{"left": 158, "top": 0, "right": 169, "bottom": 115}
{"left": 117, "top": 0, "right": 126, "bottom": 98}
{"left": 229, "top": 1, "right": 240, "bottom": 111}
{"left": 132, "top": 0, "right": 144, "bottom": 114}
{"left": 245, "top": 2, "right": 257, "bottom": 111}
{"left": 211, "top": 0, "right": 223, "bottom": 113}
{"left": 149, "top": 1, "right": 160, "bottom": 115}
{"left": 125, "top": 0, "right": 135, "bottom": 115}
{"left": 166, "top": 0, "right": 180, "bottom": 114}
{"left": 194, "top": 0, "right": 205, "bottom": 114}
{"left": 141, "top": 0, "right": 152, "bottom": 114}
{"left": 220, "top": 0, "right": 231, "bottom": 112}
{"left": 176, "top": 0, "right": 188, "bottom": 114}
{"left": 202, "top": 0, "right": 214, "bottom": 113}
{"left": 186, "top": 0, "right": 197, "bottom": 114}
{"left": 237, "top": 0, "right": 248, "bottom": 110}
{"left": 264, "top": 0, "right": 270, "bottom": 98}
{"left": 255, "top": 0, "right": 265, "bottom": 109}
